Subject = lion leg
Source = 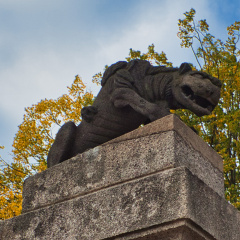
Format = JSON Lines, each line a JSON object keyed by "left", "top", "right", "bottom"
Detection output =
{"left": 47, "top": 121, "right": 77, "bottom": 168}
{"left": 110, "top": 88, "right": 171, "bottom": 122}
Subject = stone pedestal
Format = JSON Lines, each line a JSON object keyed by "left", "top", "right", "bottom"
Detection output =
{"left": 1, "top": 115, "right": 239, "bottom": 239}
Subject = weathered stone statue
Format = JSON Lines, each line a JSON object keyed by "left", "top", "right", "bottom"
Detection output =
{"left": 47, "top": 60, "right": 221, "bottom": 168}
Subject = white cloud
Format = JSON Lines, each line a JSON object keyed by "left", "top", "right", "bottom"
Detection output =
{"left": 93, "top": 0, "right": 210, "bottom": 67}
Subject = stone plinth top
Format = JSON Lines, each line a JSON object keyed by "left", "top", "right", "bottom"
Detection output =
{"left": 21, "top": 114, "right": 224, "bottom": 214}
{"left": 105, "top": 114, "right": 223, "bottom": 172}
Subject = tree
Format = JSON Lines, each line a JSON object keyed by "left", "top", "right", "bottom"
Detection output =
{"left": 0, "top": 76, "right": 94, "bottom": 219}
{"left": 91, "top": 44, "right": 173, "bottom": 86}
{"left": 178, "top": 8, "right": 240, "bottom": 209}
{"left": 0, "top": 145, "right": 26, "bottom": 219}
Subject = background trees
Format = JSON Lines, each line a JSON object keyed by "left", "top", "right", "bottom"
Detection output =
{"left": 0, "top": 76, "right": 93, "bottom": 219}
{"left": 1, "top": 8, "right": 239, "bottom": 220}
{"left": 177, "top": 9, "right": 240, "bottom": 209}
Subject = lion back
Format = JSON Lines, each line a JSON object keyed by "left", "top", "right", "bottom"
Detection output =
{"left": 101, "top": 59, "right": 179, "bottom": 89}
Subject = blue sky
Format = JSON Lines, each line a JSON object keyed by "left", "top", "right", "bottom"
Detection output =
{"left": 0, "top": 0, "right": 240, "bottom": 163}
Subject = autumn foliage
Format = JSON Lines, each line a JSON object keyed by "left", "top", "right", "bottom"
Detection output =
{"left": 0, "top": 76, "right": 94, "bottom": 219}
{"left": 1, "top": 9, "right": 240, "bottom": 220}
{"left": 177, "top": 9, "right": 240, "bottom": 209}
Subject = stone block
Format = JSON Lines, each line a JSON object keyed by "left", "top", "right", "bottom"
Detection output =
{"left": 1, "top": 167, "right": 239, "bottom": 240}
{"left": 1, "top": 115, "right": 239, "bottom": 240}
{"left": 113, "top": 219, "right": 216, "bottom": 240}
{"left": 22, "top": 115, "right": 224, "bottom": 213}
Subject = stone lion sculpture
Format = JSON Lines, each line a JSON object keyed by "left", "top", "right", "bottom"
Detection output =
{"left": 47, "top": 60, "right": 221, "bottom": 168}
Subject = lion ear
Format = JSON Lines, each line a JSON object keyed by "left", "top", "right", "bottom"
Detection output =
{"left": 179, "top": 62, "right": 192, "bottom": 75}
